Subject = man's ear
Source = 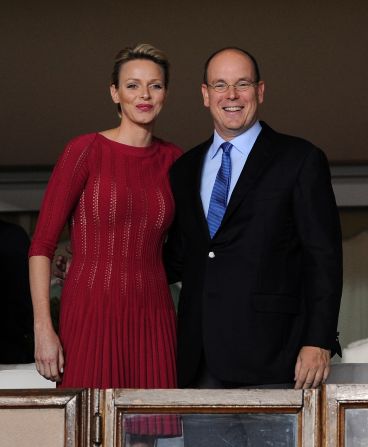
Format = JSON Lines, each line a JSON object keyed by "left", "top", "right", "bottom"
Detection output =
{"left": 256, "top": 81, "right": 265, "bottom": 104}
{"left": 201, "top": 83, "right": 210, "bottom": 107}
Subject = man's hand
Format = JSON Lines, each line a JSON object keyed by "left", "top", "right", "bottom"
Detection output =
{"left": 294, "top": 346, "right": 330, "bottom": 389}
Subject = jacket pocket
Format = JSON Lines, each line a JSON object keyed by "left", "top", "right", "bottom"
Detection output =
{"left": 252, "top": 294, "right": 300, "bottom": 315}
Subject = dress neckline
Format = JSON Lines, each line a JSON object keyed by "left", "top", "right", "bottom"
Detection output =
{"left": 96, "top": 133, "right": 158, "bottom": 157}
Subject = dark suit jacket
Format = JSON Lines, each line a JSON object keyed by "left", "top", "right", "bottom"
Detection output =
{"left": 165, "top": 122, "right": 342, "bottom": 387}
{"left": 0, "top": 221, "right": 34, "bottom": 363}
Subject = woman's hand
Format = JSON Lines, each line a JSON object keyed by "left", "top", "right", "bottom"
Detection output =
{"left": 35, "top": 326, "right": 64, "bottom": 382}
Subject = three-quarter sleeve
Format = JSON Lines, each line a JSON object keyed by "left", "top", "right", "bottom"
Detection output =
{"left": 29, "top": 134, "right": 94, "bottom": 260}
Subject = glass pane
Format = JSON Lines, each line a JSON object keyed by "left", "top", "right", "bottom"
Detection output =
{"left": 122, "top": 413, "right": 297, "bottom": 447}
{"left": 345, "top": 408, "right": 368, "bottom": 446}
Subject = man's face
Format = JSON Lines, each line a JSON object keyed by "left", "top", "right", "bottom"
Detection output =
{"left": 202, "top": 50, "right": 265, "bottom": 140}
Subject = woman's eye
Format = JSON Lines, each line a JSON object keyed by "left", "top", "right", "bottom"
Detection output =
{"left": 126, "top": 83, "right": 138, "bottom": 89}
{"left": 149, "top": 83, "right": 164, "bottom": 90}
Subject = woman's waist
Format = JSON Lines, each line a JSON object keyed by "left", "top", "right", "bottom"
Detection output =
{"left": 65, "top": 256, "right": 167, "bottom": 282}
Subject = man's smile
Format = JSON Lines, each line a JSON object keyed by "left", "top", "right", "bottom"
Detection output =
{"left": 223, "top": 106, "right": 244, "bottom": 112}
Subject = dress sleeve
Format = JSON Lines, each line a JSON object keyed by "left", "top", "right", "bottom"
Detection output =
{"left": 29, "top": 135, "right": 94, "bottom": 260}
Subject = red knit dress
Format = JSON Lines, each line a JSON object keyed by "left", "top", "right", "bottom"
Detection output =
{"left": 29, "top": 133, "right": 182, "bottom": 389}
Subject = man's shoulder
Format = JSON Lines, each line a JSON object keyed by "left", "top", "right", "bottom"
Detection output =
{"left": 171, "top": 137, "right": 212, "bottom": 169}
{"left": 260, "top": 121, "right": 326, "bottom": 162}
{"left": 261, "top": 121, "right": 319, "bottom": 151}
{"left": 169, "top": 138, "right": 211, "bottom": 188}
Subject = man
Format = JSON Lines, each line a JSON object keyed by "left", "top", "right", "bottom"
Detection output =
{"left": 164, "top": 47, "right": 342, "bottom": 390}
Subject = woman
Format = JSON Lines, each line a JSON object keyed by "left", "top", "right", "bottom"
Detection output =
{"left": 29, "top": 44, "right": 182, "bottom": 389}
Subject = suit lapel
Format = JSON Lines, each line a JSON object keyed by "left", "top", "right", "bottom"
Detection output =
{"left": 218, "top": 125, "right": 277, "bottom": 231}
{"left": 188, "top": 138, "right": 213, "bottom": 241}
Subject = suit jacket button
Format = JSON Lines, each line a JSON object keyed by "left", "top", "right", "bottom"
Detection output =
{"left": 208, "top": 251, "right": 215, "bottom": 258}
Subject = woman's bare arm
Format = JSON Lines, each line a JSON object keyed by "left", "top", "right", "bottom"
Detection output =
{"left": 29, "top": 255, "right": 64, "bottom": 382}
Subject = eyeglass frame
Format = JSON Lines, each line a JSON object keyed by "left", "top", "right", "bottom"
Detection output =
{"left": 206, "top": 80, "right": 259, "bottom": 93}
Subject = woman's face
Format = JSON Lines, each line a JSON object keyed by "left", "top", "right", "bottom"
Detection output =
{"left": 110, "top": 59, "right": 167, "bottom": 127}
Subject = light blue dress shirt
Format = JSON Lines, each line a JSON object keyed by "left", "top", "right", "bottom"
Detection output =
{"left": 200, "top": 121, "right": 262, "bottom": 216}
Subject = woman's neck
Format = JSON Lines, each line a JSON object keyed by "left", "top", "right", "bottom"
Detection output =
{"left": 109, "top": 120, "right": 154, "bottom": 147}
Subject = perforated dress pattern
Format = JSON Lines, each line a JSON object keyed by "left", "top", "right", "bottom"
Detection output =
{"left": 30, "top": 133, "right": 182, "bottom": 389}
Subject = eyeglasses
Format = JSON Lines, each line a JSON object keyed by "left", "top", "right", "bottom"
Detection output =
{"left": 207, "top": 81, "right": 258, "bottom": 93}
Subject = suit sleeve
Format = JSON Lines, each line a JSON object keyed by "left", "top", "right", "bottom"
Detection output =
{"left": 164, "top": 215, "right": 185, "bottom": 284}
{"left": 163, "top": 168, "right": 185, "bottom": 284}
{"left": 293, "top": 147, "right": 342, "bottom": 353}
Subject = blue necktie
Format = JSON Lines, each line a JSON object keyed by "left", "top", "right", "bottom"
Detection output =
{"left": 207, "top": 142, "right": 233, "bottom": 238}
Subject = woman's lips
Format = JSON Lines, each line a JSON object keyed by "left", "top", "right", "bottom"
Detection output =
{"left": 136, "top": 104, "right": 153, "bottom": 111}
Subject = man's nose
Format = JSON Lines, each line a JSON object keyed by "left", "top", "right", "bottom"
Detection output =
{"left": 227, "top": 85, "right": 239, "bottom": 99}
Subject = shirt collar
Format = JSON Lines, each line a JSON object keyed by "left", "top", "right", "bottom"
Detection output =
{"left": 210, "top": 121, "right": 262, "bottom": 159}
